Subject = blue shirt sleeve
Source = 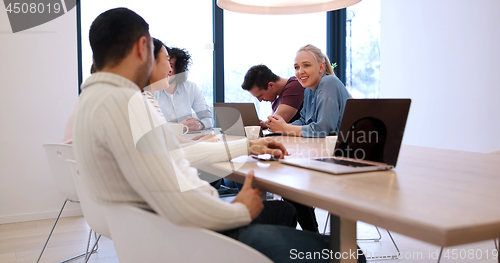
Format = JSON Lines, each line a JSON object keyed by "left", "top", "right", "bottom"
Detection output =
{"left": 298, "top": 75, "right": 350, "bottom": 138}
{"left": 291, "top": 105, "right": 307, "bottom": 126}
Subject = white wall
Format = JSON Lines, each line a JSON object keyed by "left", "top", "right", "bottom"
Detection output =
{"left": 0, "top": 4, "right": 81, "bottom": 223}
{"left": 380, "top": 0, "right": 500, "bottom": 153}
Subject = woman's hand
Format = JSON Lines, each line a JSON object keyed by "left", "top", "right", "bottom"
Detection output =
{"left": 266, "top": 114, "right": 288, "bottom": 133}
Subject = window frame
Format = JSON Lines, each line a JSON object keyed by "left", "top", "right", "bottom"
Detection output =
{"left": 76, "top": 1, "right": 347, "bottom": 97}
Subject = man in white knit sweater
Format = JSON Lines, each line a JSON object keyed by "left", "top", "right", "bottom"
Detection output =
{"left": 74, "top": 7, "right": 367, "bottom": 263}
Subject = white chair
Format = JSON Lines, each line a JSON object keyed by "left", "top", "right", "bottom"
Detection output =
{"left": 105, "top": 204, "right": 273, "bottom": 263}
{"left": 67, "top": 159, "right": 111, "bottom": 263}
{"left": 38, "top": 144, "right": 97, "bottom": 263}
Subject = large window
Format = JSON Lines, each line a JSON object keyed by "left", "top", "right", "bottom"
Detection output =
{"left": 223, "top": 11, "right": 326, "bottom": 119}
{"left": 79, "top": 2, "right": 380, "bottom": 110}
{"left": 346, "top": 0, "right": 381, "bottom": 98}
{"left": 80, "top": 1, "right": 213, "bottom": 103}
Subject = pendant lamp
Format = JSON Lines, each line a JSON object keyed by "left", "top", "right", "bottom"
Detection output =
{"left": 217, "top": 0, "right": 362, "bottom": 15}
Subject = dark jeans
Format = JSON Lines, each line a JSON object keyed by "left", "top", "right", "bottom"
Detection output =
{"left": 219, "top": 224, "right": 367, "bottom": 263}
{"left": 284, "top": 199, "right": 319, "bottom": 232}
{"left": 224, "top": 179, "right": 319, "bottom": 232}
{"left": 254, "top": 200, "right": 298, "bottom": 228}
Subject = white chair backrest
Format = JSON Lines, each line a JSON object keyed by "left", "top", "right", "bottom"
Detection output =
{"left": 66, "top": 159, "right": 111, "bottom": 238}
{"left": 105, "top": 204, "right": 272, "bottom": 263}
{"left": 42, "top": 143, "right": 78, "bottom": 201}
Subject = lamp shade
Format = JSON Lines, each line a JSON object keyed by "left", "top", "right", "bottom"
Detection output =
{"left": 217, "top": 0, "right": 362, "bottom": 15}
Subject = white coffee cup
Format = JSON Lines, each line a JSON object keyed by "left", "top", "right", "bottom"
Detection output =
{"left": 244, "top": 126, "right": 260, "bottom": 140}
{"left": 169, "top": 123, "right": 189, "bottom": 136}
{"left": 325, "top": 135, "right": 338, "bottom": 156}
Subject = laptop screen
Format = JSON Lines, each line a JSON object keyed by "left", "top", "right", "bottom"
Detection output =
{"left": 333, "top": 99, "right": 411, "bottom": 167}
{"left": 213, "top": 103, "right": 262, "bottom": 136}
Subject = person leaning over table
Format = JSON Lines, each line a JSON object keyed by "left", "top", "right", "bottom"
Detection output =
{"left": 154, "top": 46, "right": 212, "bottom": 131}
{"left": 74, "top": 8, "right": 369, "bottom": 262}
{"left": 241, "top": 64, "right": 304, "bottom": 127}
{"left": 267, "top": 44, "right": 351, "bottom": 138}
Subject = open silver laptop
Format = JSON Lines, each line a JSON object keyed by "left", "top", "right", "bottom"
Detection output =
{"left": 213, "top": 103, "right": 270, "bottom": 137}
{"left": 280, "top": 99, "right": 411, "bottom": 174}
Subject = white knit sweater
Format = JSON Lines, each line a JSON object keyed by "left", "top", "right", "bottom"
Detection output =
{"left": 73, "top": 72, "right": 251, "bottom": 231}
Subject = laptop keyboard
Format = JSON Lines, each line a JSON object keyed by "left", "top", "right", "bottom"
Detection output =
{"left": 314, "top": 158, "right": 375, "bottom": 167}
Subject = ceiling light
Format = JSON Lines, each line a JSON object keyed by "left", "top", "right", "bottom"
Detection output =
{"left": 217, "top": 0, "right": 362, "bottom": 15}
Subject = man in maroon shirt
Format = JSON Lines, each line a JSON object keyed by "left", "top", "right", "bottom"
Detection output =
{"left": 242, "top": 64, "right": 304, "bottom": 126}
{"left": 242, "top": 65, "right": 319, "bottom": 232}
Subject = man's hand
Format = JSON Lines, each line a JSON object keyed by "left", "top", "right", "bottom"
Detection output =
{"left": 231, "top": 171, "right": 263, "bottom": 220}
{"left": 181, "top": 116, "right": 203, "bottom": 131}
{"left": 259, "top": 119, "right": 268, "bottom": 129}
{"left": 248, "top": 137, "right": 289, "bottom": 158}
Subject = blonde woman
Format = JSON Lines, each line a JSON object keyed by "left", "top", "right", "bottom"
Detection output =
{"left": 267, "top": 44, "right": 351, "bottom": 137}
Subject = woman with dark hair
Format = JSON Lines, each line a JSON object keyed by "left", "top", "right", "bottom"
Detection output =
{"left": 155, "top": 47, "right": 213, "bottom": 131}
{"left": 145, "top": 38, "right": 217, "bottom": 143}
{"left": 142, "top": 38, "right": 171, "bottom": 118}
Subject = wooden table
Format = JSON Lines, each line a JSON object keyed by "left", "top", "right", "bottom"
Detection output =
{"left": 201, "top": 136, "right": 500, "bottom": 262}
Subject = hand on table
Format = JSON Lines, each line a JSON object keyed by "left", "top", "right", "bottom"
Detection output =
{"left": 231, "top": 171, "right": 263, "bottom": 220}
{"left": 266, "top": 115, "right": 288, "bottom": 134}
{"left": 181, "top": 116, "right": 203, "bottom": 131}
{"left": 191, "top": 134, "right": 220, "bottom": 142}
{"left": 248, "top": 137, "right": 289, "bottom": 159}
{"left": 259, "top": 120, "right": 268, "bottom": 129}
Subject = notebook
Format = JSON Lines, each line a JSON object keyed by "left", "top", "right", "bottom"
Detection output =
{"left": 280, "top": 98, "right": 411, "bottom": 174}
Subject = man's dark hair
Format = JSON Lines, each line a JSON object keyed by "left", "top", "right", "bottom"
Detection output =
{"left": 167, "top": 47, "right": 191, "bottom": 83}
{"left": 89, "top": 8, "right": 150, "bottom": 70}
{"left": 152, "top": 38, "right": 166, "bottom": 59}
{"left": 241, "top": 64, "right": 280, "bottom": 91}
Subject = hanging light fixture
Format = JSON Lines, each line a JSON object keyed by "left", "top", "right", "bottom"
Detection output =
{"left": 217, "top": 0, "right": 362, "bottom": 15}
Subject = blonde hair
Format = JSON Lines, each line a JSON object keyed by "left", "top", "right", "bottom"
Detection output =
{"left": 297, "top": 44, "right": 335, "bottom": 76}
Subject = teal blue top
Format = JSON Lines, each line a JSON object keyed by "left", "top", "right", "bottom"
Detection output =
{"left": 291, "top": 74, "right": 351, "bottom": 138}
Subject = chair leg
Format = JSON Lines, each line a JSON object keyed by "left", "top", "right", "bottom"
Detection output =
{"left": 84, "top": 229, "right": 100, "bottom": 262}
{"left": 84, "top": 234, "right": 102, "bottom": 263}
{"left": 495, "top": 239, "right": 499, "bottom": 263}
{"left": 36, "top": 199, "right": 92, "bottom": 263}
{"left": 84, "top": 229, "right": 93, "bottom": 261}
{"left": 437, "top": 247, "right": 443, "bottom": 263}
{"left": 323, "top": 214, "right": 330, "bottom": 235}
{"left": 37, "top": 199, "right": 89, "bottom": 263}
{"left": 94, "top": 230, "right": 99, "bottom": 251}
{"left": 386, "top": 230, "right": 400, "bottom": 259}
{"left": 357, "top": 225, "right": 383, "bottom": 241}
